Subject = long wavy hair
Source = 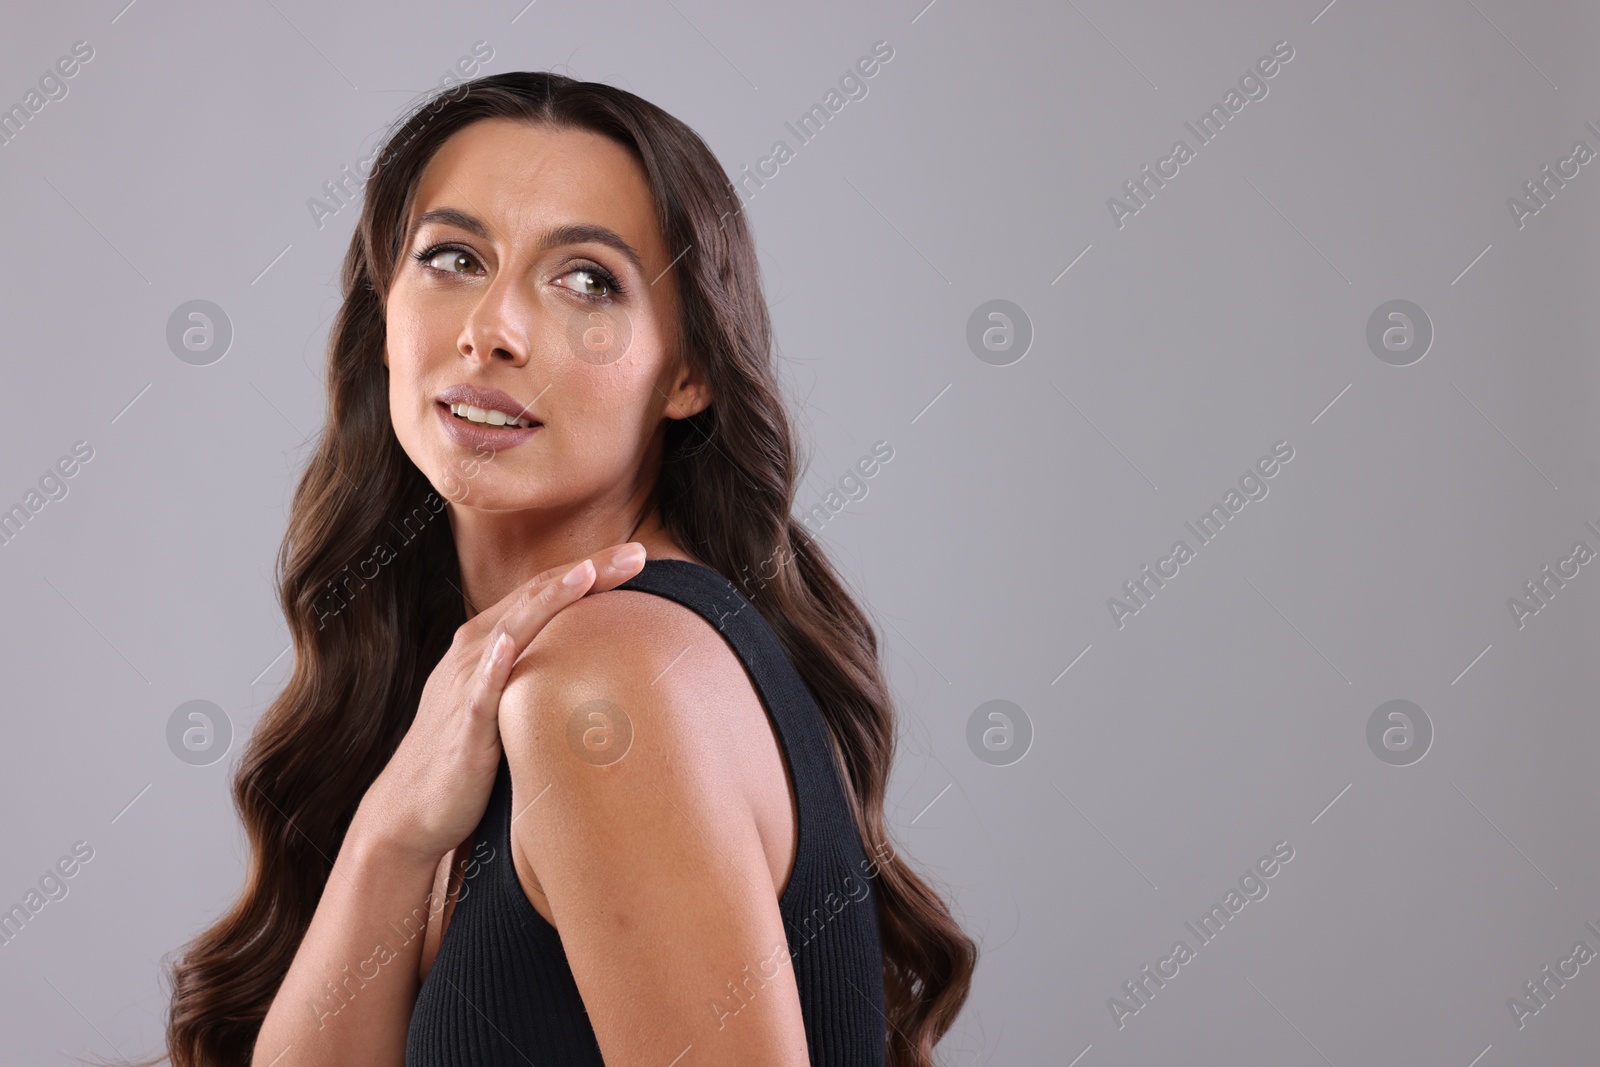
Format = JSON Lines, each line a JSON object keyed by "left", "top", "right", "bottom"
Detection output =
{"left": 140, "top": 71, "right": 975, "bottom": 1067}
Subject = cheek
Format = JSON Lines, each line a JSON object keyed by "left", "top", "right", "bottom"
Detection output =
{"left": 554, "top": 301, "right": 636, "bottom": 369}
{"left": 382, "top": 343, "right": 422, "bottom": 424}
{"left": 550, "top": 378, "right": 637, "bottom": 450}
{"left": 387, "top": 296, "right": 445, "bottom": 363}
{"left": 543, "top": 308, "right": 669, "bottom": 413}
{"left": 381, "top": 317, "right": 444, "bottom": 462}
{"left": 543, "top": 368, "right": 659, "bottom": 468}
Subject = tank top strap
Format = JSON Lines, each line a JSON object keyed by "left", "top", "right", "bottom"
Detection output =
{"left": 613, "top": 558, "right": 846, "bottom": 859}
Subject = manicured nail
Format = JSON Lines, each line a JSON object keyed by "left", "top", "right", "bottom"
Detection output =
{"left": 612, "top": 543, "right": 646, "bottom": 571}
{"left": 563, "top": 559, "right": 595, "bottom": 587}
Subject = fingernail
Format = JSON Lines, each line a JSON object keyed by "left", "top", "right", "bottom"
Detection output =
{"left": 612, "top": 543, "right": 646, "bottom": 571}
{"left": 563, "top": 559, "right": 595, "bottom": 587}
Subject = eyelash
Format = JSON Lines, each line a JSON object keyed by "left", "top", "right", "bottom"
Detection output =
{"left": 410, "top": 242, "right": 628, "bottom": 301}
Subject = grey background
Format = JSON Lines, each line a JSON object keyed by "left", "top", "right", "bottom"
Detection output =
{"left": 1, "top": 0, "right": 1596, "bottom": 1063}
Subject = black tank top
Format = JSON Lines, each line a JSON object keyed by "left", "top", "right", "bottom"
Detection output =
{"left": 405, "top": 558, "right": 887, "bottom": 1065}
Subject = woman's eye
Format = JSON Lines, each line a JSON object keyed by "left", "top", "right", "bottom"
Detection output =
{"left": 558, "top": 268, "right": 613, "bottom": 298}
{"left": 421, "top": 248, "right": 481, "bottom": 275}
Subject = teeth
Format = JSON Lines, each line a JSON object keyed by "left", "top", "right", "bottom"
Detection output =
{"left": 448, "top": 402, "right": 535, "bottom": 428}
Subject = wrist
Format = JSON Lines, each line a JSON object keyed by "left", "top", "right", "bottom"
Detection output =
{"left": 346, "top": 802, "right": 440, "bottom": 877}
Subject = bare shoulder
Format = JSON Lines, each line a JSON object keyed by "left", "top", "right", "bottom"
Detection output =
{"left": 492, "top": 589, "right": 809, "bottom": 1062}
{"left": 500, "top": 583, "right": 762, "bottom": 767}
{"left": 496, "top": 579, "right": 798, "bottom": 910}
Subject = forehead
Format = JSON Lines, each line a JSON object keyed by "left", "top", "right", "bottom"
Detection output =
{"left": 408, "top": 117, "right": 664, "bottom": 265}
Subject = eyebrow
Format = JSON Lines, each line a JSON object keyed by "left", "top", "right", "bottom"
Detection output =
{"left": 408, "top": 207, "right": 647, "bottom": 276}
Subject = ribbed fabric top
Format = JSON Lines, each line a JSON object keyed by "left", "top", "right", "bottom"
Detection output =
{"left": 405, "top": 558, "right": 887, "bottom": 1066}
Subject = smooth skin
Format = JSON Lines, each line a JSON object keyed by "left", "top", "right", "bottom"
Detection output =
{"left": 252, "top": 118, "right": 803, "bottom": 1066}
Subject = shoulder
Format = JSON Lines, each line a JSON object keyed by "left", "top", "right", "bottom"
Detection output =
{"left": 496, "top": 585, "right": 768, "bottom": 860}
{"left": 492, "top": 588, "right": 808, "bottom": 1061}
{"left": 500, "top": 583, "right": 757, "bottom": 765}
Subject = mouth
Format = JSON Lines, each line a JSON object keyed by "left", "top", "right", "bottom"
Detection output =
{"left": 438, "top": 401, "right": 542, "bottom": 430}
{"left": 433, "top": 400, "right": 544, "bottom": 453}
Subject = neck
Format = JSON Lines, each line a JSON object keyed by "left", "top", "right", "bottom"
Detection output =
{"left": 448, "top": 499, "right": 662, "bottom": 620}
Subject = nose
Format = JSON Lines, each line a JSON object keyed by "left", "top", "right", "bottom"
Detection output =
{"left": 457, "top": 278, "right": 531, "bottom": 367}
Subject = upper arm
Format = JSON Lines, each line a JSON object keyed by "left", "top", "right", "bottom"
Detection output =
{"left": 498, "top": 589, "right": 809, "bottom": 1067}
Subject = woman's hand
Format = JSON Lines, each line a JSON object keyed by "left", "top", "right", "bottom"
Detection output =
{"left": 351, "top": 542, "right": 648, "bottom": 866}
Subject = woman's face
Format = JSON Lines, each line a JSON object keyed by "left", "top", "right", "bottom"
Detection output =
{"left": 384, "top": 117, "right": 707, "bottom": 513}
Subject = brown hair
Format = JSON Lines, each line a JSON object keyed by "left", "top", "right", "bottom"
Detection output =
{"left": 137, "top": 71, "right": 975, "bottom": 1067}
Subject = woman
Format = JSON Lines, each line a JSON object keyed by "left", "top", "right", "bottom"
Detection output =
{"left": 153, "top": 72, "right": 975, "bottom": 1066}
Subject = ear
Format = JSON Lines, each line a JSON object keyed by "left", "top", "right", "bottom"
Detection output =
{"left": 664, "top": 358, "right": 712, "bottom": 420}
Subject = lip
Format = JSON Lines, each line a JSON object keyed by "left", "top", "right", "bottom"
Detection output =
{"left": 435, "top": 400, "right": 543, "bottom": 452}
{"left": 435, "top": 383, "right": 541, "bottom": 425}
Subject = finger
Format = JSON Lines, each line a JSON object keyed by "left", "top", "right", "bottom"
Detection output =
{"left": 473, "top": 542, "right": 648, "bottom": 638}
{"left": 480, "top": 556, "right": 601, "bottom": 671}
{"left": 469, "top": 554, "right": 588, "bottom": 717}
{"left": 530, "top": 542, "right": 645, "bottom": 590}
{"left": 468, "top": 626, "right": 523, "bottom": 726}
{"left": 493, "top": 542, "right": 645, "bottom": 615}
{"left": 586, "top": 541, "right": 649, "bottom": 592}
